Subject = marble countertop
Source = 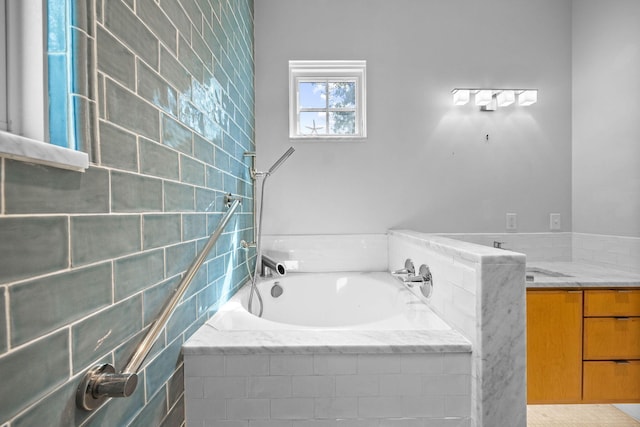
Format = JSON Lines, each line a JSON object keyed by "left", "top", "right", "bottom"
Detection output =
{"left": 526, "top": 261, "right": 640, "bottom": 289}
{"left": 183, "top": 323, "right": 471, "bottom": 355}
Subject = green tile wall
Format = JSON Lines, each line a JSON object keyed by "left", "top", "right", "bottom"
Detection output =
{"left": 0, "top": 0, "right": 254, "bottom": 425}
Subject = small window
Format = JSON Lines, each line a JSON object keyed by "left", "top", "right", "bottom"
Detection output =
{"left": 289, "top": 60, "right": 366, "bottom": 139}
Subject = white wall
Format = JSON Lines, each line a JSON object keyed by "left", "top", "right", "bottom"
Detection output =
{"left": 572, "top": 0, "right": 640, "bottom": 238}
{"left": 255, "top": 0, "right": 572, "bottom": 235}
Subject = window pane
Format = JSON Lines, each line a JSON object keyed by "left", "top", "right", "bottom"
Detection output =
{"left": 300, "top": 111, "right": 326, "bottom": 135}
{"left": 299, "top": 82, "right": 326, "bottom": 109}
{"left": 329, "top": 112, "right": 356, "bottom": 135}
{"left": 328, "top": 82, "right": 356, "bottom": 108}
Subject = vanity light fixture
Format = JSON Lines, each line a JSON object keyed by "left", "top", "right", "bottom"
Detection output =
{"left": 452, "top": 88, "right": 538, "bottom": 111}
{"left": 452, "top": 89, "right": 470, "bottom": 105}
{"left": 518, "top": 89, "right": 538, "bottom": 106}
{"left": 475, "top": 90, "right": 493, "bottom": 106}
{"left": 496, "top": 90, "right": 515, "bottom": 107}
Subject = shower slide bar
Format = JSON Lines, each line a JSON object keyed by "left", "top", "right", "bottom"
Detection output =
{"left": 76, "top": 195, "right": 243, "bottom": 411}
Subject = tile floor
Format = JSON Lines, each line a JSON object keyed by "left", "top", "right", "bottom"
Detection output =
{"left": 528, "top": 404, "right": 640, "bottom": 426}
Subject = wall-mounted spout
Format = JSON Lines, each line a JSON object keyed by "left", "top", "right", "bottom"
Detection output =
{"left": 261, "top": 254, "right": 286, "bottom": 277}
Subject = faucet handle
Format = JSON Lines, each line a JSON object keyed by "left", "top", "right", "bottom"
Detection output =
{"left": 392, "top": 258, "right": 415, "bottom": 275}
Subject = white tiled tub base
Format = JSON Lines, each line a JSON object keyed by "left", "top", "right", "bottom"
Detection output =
{"left": 185, "top": 353, "right": 471, "bottom": 426}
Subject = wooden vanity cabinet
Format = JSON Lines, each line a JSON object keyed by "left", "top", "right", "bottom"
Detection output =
{"left": 527, "top": 288, "right": 640, "bottom": 404}
{"left": 582, "top": 289, "right": 640, "bottom": 403}
{"left": 527, "top": 290, "right": 583, "bottom": 403}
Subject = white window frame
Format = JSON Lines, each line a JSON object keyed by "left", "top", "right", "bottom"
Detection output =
{"left": 289, "top": 60, "right": 366, "bottom": 140}
{"left": 0, "top": 0, "right": 88, "bottom": 171}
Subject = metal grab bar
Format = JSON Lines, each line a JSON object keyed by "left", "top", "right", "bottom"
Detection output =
{"left": 77, "top": 197, "right": 242, "bottom": 411}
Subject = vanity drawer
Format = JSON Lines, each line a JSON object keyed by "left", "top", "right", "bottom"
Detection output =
{"left": 583, "top": 361, "right": 640, "bottom": 402}
{"left": 584, "top": 290, "right": 640, "bottom": 317}
{"left": 583, "top": 317, "right": 640, "bottom": 359}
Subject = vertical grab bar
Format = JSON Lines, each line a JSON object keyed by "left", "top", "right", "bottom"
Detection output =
{"left": 77, "top": 198, "right": 242, "bottom": 411}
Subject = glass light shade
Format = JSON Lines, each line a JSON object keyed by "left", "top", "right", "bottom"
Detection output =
{"left": 496, "top": 90, "right": 515, "bottom": 107}
{"left": 475, "top": 90, "right": 493, "bottom": 106}
{"left": 452, "top": 89, "right": 470, "bottom": 105}
{"left": 519, "top": 90, "right": 538, "bottom": 106}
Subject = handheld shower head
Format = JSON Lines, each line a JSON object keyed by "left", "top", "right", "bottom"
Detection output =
{"left": 267, "top": 147, "right": 295, "bottom": 175}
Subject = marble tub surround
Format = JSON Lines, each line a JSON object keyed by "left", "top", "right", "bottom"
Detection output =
{"left": 388, "top": 230, "right": 527, "bottom": 427}
{"left": 526, "top": 261, "right": 640, "bottom": 288}
{"left": 439, "top": 232, "right": 572, "bottom": 262}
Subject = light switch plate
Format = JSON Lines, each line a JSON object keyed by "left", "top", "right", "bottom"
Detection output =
{"left": 506, "top": 213, "right": 517, "bottom": 231}
{"left": 550, "top": 213, "right": 561, "bottom": 231}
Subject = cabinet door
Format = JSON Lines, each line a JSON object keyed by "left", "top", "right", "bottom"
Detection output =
{"left": 527, "top": 290, "right": 583, "bottom": 403}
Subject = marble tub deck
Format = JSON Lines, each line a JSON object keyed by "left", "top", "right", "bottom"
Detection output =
{"left": 183, "top": 324, "right": 471, "bottom": 355}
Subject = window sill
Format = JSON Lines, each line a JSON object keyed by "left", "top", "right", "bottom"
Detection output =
{"left": 0, "top": 130, "right": 88, "bottom": 172}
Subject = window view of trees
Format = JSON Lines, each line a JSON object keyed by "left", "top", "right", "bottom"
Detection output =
{"left": 298, "top": 80, "right": 357, "bottom": 135}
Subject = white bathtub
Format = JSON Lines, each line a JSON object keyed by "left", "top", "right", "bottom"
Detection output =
{"left": 210, "top": 271, "right": 451, "bottom": 331}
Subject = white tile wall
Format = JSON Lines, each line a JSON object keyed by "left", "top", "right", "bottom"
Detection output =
{"left": 573, "top": 233, "right": 640, "bottom": 273}
{"left": 184, "top": 352, "right": 471, "bottom": 425}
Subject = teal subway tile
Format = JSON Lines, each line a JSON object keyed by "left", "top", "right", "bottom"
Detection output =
{"left": 10, "top": 263, "right": 112, "bottom": 347}
{"left": 191, "top": 30, "right": 213, "bottom": 73}
{"left": 159, "top": 46, "right": 191, "bottom": 94}
{"left": 0, "top": 330, "right": 69, "bottom": 422}
{"left": 0, "top": 217, "right": 68, "bottom": 284}
{"left": 179, "top": 0, "right": 203, "bottom": 34}
{"left": 70, "top": 215, "right": 141, "bottom": 266}
{"left": 104, "top": 0, "right": 158, "bottom": 68}
{"left": 182, "top": 266, "right": 208, "bottom": 302}
{"left": 72, "top": 295, "right": 142, "bottom": 373}
{"left": 71, "top": 28, "right": 90, "bottom": 98}
{"left": 214, "top": 147, "right": 230, "bottom": 171}
{"left": 4, "top": 161, "right": 108, "bottom": 214}
{"left": 143, "top": 276, "right": 179, "bottom": 326}
{"left": 145, "top": 338, "right": 184, "bottom": 400}
{"left": 136, "top": 0, "right": 177, "bottom": 53}
{"left": 139, "top": 138, "right": 180, "bottom": 180}
{"left": 114, "top": 250, "right": 165, "bottom": 301}
{"left": 162, "top": 114, "right": 193, "bottom": 154}
{"left": 206, "top": 165, "right": 224, "bottom": 190}
{"left": 183, "top": 213, "right": 207, "bottom": 241}
{"left": 180, "top": 155, "right": 206, "bottom": 186}
{"left": 205, "top": 255, "right": 226, "bottom": 284}
{"left": 160, "top": 394, "right": 184, "bottom": 427}
{"left": 128, "top": 382, "right": 167, "bottom": 427}
{"left": 178, "top": 35, "right": 204, "bottom": 83}
{"left": 99, "top": 120, "right": 138, "bottom": 171}
{"left": 11, "top": 380, "right": 92, "bottom": 427}
{"left": 166, "top": 364, "right": 184, "bottom": 409}
{"left": 164, "top": 181, "right": 195, "bottom": 212}
{"left": 157, "top": 1, "right": 191, "bottom": 43}
{"left": 143, "top": 214, "right": 181, "bottom": 250}
{"left": 194, "top": 133, "right": 215, "bottom": 165}
{"left": 72, "top": 95, "right": 97, "bottom": 160}
{"left": 47, "top": 0, "right": 67, "bottom": 53}
{"left": 97, "top": 25, "right": 135, "bottom": 90}
{"left": 195, "top": 187, "right": 219, "bottom": 212}
{"left": 167, "top": 297, "right": 196, "bottom": 341}
{"left": 166, "top": 241, "right": 197, "bottom": 278}
{"left": 111, "top": 171, "right": 163, "bottom": 212}
{"left": 137, "top": 60, "right": 178, "bottom": 117}
{"left": 0, "top": 288, "right": 5, "bottom": 354}
{"left": 71, "top": 0, "right": 94, "bottom": 36}
{"left": 105, "top": 81, "right": 160, "bottom": 141}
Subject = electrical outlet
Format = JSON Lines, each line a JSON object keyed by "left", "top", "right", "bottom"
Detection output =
{"left": 506, "top": 213, "right": 517, "bottom": 231}
{"left": 550, "top": 213, "right": 561, "bottom": 231}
